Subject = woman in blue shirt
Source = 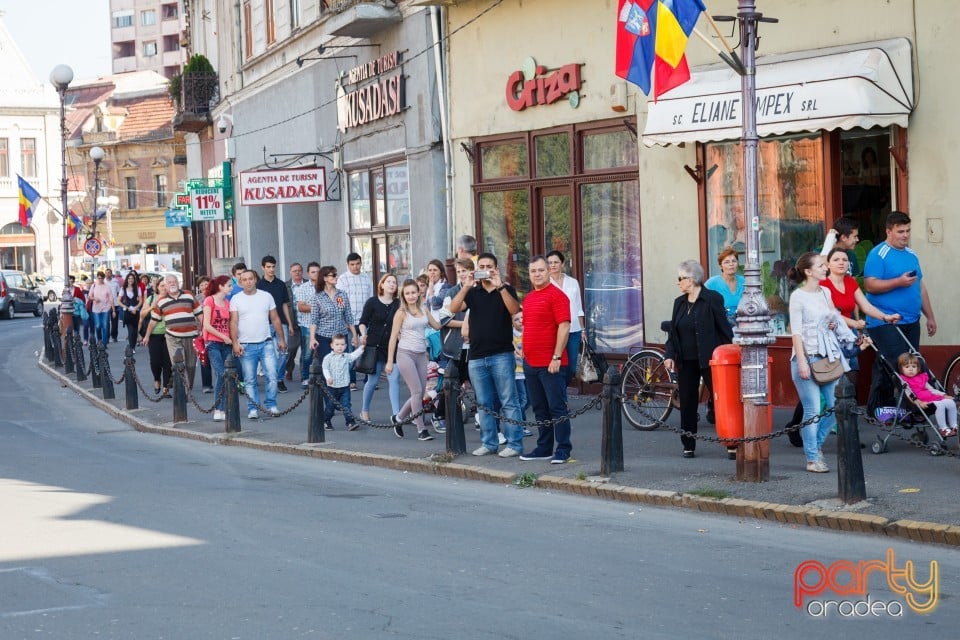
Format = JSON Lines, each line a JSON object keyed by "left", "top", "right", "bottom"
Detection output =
{"left": 704, "top": 247, "right": 745, "bottom": 326}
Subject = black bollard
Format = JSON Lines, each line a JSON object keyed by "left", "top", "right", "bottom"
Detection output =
{"left": 444, "top": 359, "right": 467, "bottom": 455}
{"left": 307, "top": 357, "right": 325, "bottom": 443}
{"left": 43, "top": 312, "right": 54, "bottom": 363}
{"left": 171, "top": 347, "right": 188, "bottom": 424}
{"left": 600, "top": 365, "right": 624, "bottom": 475}
{"left": 124, "top": 346, "right": 138, "bottom": 410}
{"left": 100, "top": 344, "right": 115, "bottom": 400}
{"left": 53, "top": 329, "right": 67, "bottom": 375}
{"left": 835, "top": 373, "right": 866, "bottom": 504}
{"left": 224, "top": 354, "right": 241, "bottom": 433}
{"left": 73, "top": 333, "right": 86, "bottom": 382}
{"left": 90, "top": 339, "right": 102, "bottom": 389}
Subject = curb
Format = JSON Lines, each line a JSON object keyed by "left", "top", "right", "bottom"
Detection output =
{"left": 40, "top": 359, "right": 959, "bottom": 547}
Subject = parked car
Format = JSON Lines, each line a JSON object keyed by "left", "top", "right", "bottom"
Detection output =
{"left": 0, "top": 270, "right": 45, "bottom": 319}
{"left": 34, "top": 275, "right": 66, "bottom": 302}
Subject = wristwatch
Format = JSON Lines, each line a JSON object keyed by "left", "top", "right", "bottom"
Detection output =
{"left": 552, "top": 355, "right": 562, "bottom": 361}
{"left": 496, "top": 285, "right": 505, "bottom": 291}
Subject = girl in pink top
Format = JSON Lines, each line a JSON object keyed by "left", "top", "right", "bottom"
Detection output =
{"left": 897, "top": 352, "right": 957, "bottom": 437}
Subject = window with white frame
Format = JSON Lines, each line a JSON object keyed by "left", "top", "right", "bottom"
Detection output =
{"left": 141, "top": 10, "right": 156, "bottom": 26}
{"left": 155, "top": 175, "right": 167, "bottom": 208}
{"left": 112, "top": 11, "right": 134, "bottom": 28}
{"left": 143, "top": 41, "right": 158, "bottom": 57}
{"left": 20, "top": 138, "right": 37, "bottom": 178}
{"left": 0, "top": 138, "right": 8, "bottom": 177}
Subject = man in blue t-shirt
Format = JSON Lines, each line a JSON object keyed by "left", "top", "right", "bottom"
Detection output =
{"left": 863, "top": 211, "right": 937, "bottom": 413}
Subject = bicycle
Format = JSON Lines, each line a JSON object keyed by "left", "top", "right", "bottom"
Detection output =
{"left": 619, "top": 321, "right": 710, "bottom": 430}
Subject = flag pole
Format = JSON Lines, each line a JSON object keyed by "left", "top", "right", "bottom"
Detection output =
{"left": 704, "top": 11, "right": 736, "bottom": 55}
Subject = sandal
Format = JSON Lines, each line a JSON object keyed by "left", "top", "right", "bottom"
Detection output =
{"left": 360, "top": 411, "right": 370, "bottom": 422}
{"left": 161, "top": 387, "right": 171, "bottom": 398}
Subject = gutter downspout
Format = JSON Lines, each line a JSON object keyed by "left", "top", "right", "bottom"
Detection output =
{"left": 430, "top": 5, "right": 454, "bottom": 257}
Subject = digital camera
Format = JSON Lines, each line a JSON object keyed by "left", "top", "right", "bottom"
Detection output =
{"left": 474, "top": 270, "right": 491, "bottom": 280}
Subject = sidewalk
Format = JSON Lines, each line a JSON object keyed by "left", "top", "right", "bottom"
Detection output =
{"left": 41, "top": 343, "right": 960, "bottom": 545}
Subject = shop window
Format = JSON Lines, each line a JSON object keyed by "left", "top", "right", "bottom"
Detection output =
{"left": 20, "top": 138, "right": 37, "bottom": 178}
{"left": 704, "top": 134, "right": 825, "bottom": 335}
{"left": 479, "top": 190, "right": 531, "bottom": 294}
{"left": 349, "top": 172, "right": 371, "bottom": 229}
{"left": 347, "top": 161, "right": 411, "bottom": 282}
{"left": 840, "top": 130, "right": 892, "bottom": 247}
{"left": 583, "top": 130, "right": 638, "bottom": 171}
{"left": 0, "top": 138, "right": 8, "bottom": 177}
{"left": 480, "top": 140, "right": 528, "bottom": 180}
{"left": 385, "top": 165, "right": 409, "bottom": 227}
{"left": 582, "top": 180, "right": 643, "bottom": 351}
{"left": 535, "top": 133, "right": 571, "bottom": 178}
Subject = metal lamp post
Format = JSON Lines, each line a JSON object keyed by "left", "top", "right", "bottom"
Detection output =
{"left": 89, "top": 146, "right": 105, "bottom": 282}
{"left": 49, "top": 64, "right": 73, "bottom": 295}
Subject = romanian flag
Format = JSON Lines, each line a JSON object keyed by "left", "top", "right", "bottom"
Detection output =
{"left": 653, "top": 0, "right": 706, "bottom": 99}
{"left": 67, "top": 210, "right": 83, "bottom": 238}
{"left": 615, "top": 0, "right": 658, "bottom": 95}
{"left": 17, "top": 175, "right": 42, "bottom": 227}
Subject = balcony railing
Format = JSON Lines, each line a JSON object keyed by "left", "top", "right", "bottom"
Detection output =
{"left": 323, "top": 0, "right": 401, "bottom": 38}
{"left": 173, "top": 72, "right": 219, "bottom": 133}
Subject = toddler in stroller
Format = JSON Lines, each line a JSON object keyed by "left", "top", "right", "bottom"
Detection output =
{"left": 897, "top": 352, "right": 957, "bottom": 439}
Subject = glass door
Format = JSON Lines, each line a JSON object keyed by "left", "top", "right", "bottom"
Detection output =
{"left": 539, "top": 186, "right": 576, "bottom": 275}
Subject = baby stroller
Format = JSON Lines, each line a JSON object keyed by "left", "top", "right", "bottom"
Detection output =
{"left": 864, "top": 327, "right": 954, "bottom": 456}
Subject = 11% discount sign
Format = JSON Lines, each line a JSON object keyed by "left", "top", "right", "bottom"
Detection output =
{"left": 189, "top": 187, "right": 225, "bottom": 221}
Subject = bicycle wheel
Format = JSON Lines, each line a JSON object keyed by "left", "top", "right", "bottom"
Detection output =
{"left": 942, "top": 354, "right": 960, "bottom": 397}
{"left": 621, "top": 350, "right": 675, "bottom": 430}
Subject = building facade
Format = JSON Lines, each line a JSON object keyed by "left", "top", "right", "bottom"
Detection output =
{"left": 0, "top": 19, "right": 68, "bottom": 277}
{"left": 180, "top": 0, "right": 448, "bottom": 280}
{"left": 444, "top": 0, "right": 960, "bottom": 404}
{"left": 64, "top": 72, "right": 186, "bottom": 276}
{"left": 111, "top": 0, "right": 187, "bottom": 78}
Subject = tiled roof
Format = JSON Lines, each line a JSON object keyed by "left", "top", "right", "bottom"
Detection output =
{"left": 116, "top": 96, "right": 175, "bottom": 141}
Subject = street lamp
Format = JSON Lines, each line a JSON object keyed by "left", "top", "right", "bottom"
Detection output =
{"left": 49, "top": 63, "right": 73, "bottom": 299}
{"left": 89, "top": 146, "right": 105, "bottom": 282}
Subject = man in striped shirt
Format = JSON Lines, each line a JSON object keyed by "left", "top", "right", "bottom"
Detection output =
{"left": 141, "top": 275, "right": 201, "bottom": 389}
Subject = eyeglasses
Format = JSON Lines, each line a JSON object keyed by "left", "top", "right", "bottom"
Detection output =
{"left": 326, "top": 273, "right": 338, "bottom": 278}
{"left": 677, "top": 275, "right": 691, "bottom": 282}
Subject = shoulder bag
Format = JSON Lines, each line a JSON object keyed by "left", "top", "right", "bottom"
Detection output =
{"left": 810, "top": 357, "right": 843, "bottom": 384}
{"left": 139, "top": 296, "right": 154, "bottom": 338}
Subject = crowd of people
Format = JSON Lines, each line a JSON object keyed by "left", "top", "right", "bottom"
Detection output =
{"left": 665, "top": 210, "right": 939, "bottom": 473}
{"left": 70, "top": 236, "right": 582, "bottom": 465}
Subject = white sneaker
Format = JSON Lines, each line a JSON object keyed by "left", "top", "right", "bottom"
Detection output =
{"left": 498, "top": 432, "right": 507, "bottom": 445}
{"left": 248, "top": 409, "right": 259, "bottom": 419}
{"left": 472, "top": 446, "right": 495, "bottom": 456}
{"left": 301, "top": 379, "right": 309, "bottom": 388}
{"left": 498, "top": 447, "right": 520, "bottom": 458}
{"left": 268, "top": 407, "right": 280, "bottom": 416}
{"left": 213, "top": 410, "right": 225, "bottom": 422}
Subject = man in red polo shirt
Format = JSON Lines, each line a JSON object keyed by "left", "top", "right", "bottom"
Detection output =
{"left": 519, "top": 255, "right": 572, "bottom": 464}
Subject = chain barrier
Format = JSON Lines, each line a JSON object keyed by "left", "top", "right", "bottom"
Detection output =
{"left": 460, "top": 387, "right": 604, "bottom": 429}
{"left": 315, "top": 381, "right": 420, "bottom": 429}
{"left": 100, "top": 352, "right": 126, "bottom": 386}
{"left": 130, "top": 368, "right": 168, "bottom": 403}
{"left": 622, "top": 395, "right": 828, "bottom": 444}
{"left": 183, "top": 382, "right": 225, "bottom": 415}
{"left": 238, "top": 377, "right": 311, "bottom": 417}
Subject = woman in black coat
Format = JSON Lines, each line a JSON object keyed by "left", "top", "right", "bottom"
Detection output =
{"left": 663, "top": 259, "right": 734, "bottom": 458}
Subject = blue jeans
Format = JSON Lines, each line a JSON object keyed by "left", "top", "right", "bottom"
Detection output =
{"left": 206, "top": 341, "right": 232, "bottom": 411}
{"left": 469, "top": 351, "right": 523, "bottom": 452}
{"left": 524, "top": 363, "right": 571, "bottom": 459}
{"left": 239, "top": 339, "right": 278, "bottom": 412}
{"left": 299, "top": 326, "right": 314, "bottom": 381}
{"left": 270, "top": 325, "right": 289, "bottom": 381}
{"left": 515, "top": 378, "right": 528, "bottom": 419}
{"left": 361, "top": 357, "right": 401, "bottom": 414}
{"left": 791, "top": 358, "right": 838, "bottom": 463}
{"left": 323, "top": 385, "right": 354, "bottom": 426}
{"left": 92, "top": 311, "right": 110, "bottom": 345}
{"left": 565, "top": 331, "right": 582, "bottom": 384}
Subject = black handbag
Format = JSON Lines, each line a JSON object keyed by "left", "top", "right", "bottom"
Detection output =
{"left": 354, "top": 345, "right": 379, "bottom": 375}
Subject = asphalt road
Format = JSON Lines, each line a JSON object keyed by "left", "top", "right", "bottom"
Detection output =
{"left": 2, "top": 312, "right": 959, "bottom": 638}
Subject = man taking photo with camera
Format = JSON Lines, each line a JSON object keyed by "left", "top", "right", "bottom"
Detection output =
{"left": 449, "top": 253, "right": 524, "bottom": 457}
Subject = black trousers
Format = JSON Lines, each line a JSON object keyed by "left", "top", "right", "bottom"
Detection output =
{"left": 678, "top": 359, "right": 713, "bottom": 452}
{"left": 147, "top": 333, "right": 172, "bottom": 388}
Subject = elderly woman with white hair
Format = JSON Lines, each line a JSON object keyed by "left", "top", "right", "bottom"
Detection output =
{"left": 662, "top": 260, "right": 734, "bottom": 458}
